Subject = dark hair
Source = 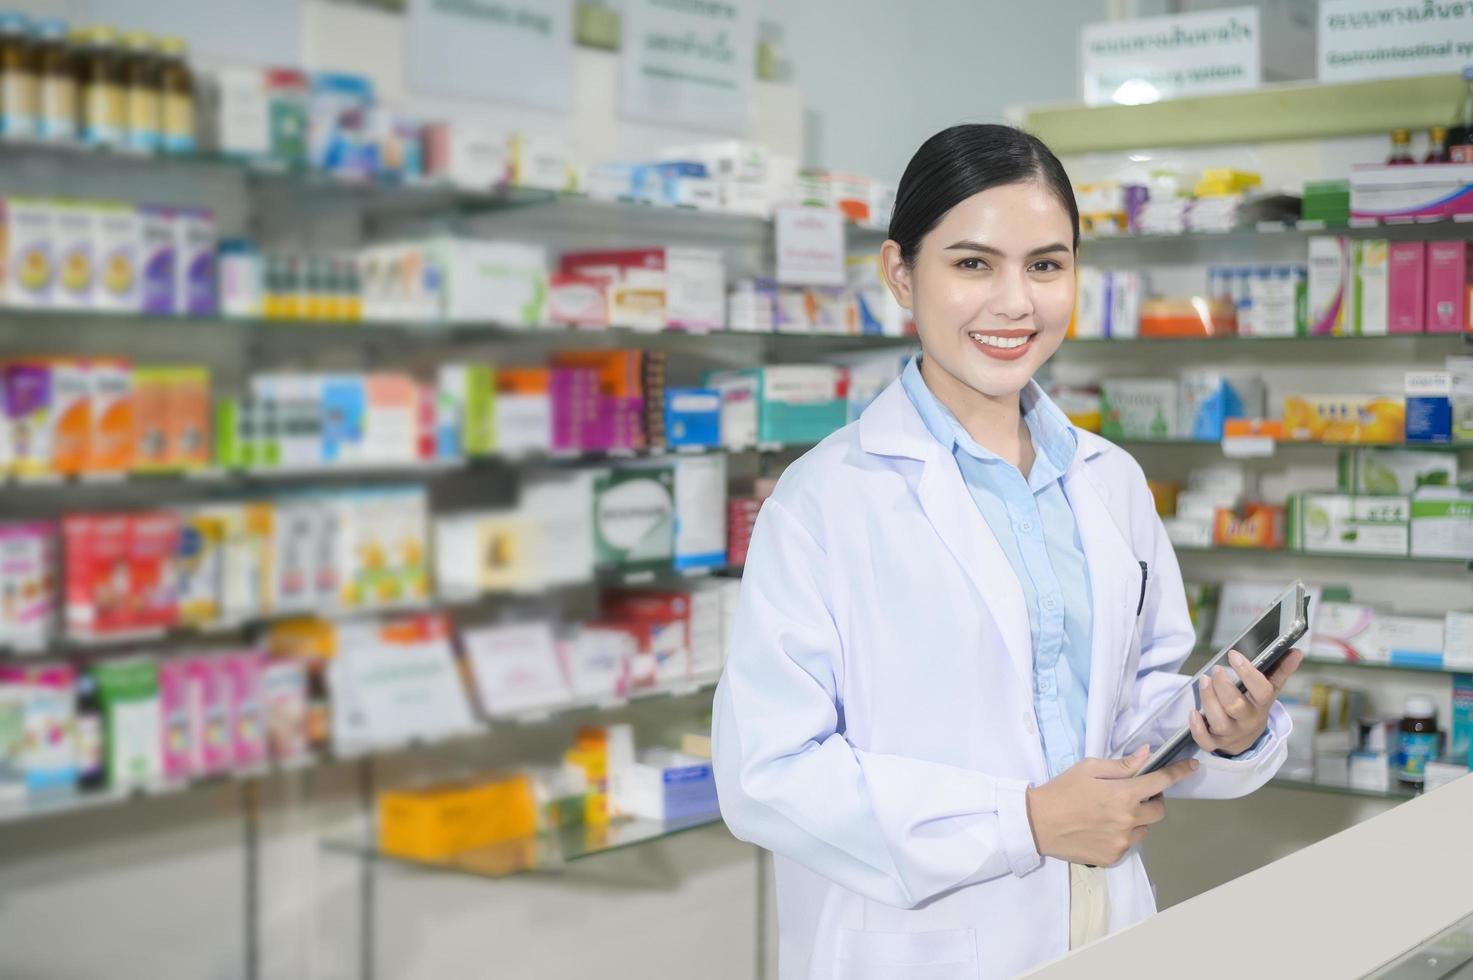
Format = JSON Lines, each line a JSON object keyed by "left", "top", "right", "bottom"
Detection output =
{"left": 887, "top": 124, "right": 1079, "bottom": 265}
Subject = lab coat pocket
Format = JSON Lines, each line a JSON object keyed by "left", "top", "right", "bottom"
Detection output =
{"left": 834, "top": 927, "right": 979, "bottom": 980}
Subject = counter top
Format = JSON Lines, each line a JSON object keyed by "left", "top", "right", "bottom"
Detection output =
{"left": 1026, "top": 775, "right": 1473, "bottom": 979}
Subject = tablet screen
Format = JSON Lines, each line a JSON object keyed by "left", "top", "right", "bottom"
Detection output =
{"left": 1116, "top": 582, "right": 1300, "bottom": 760}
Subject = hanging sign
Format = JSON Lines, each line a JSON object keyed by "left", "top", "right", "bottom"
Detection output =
{"left": 1319, "top": 0, "right": 1473, "bottom": 83}
{"left": 620, "top": 0, "right": 756, "bottom": 134}
{"left": 407, "top": 0, "right": 573, "bottom": 111}
{"left": 1081, "top": 7, "right": 1261, "bottom": 106}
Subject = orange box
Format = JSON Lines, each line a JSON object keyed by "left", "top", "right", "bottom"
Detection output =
{"left": 550, "top": 350, "right": 644, "bottom": 398}
{"left": 170, "top": 367, "right": 212, "bottom": 470}
{"left": 1213, "top": 504, "right": 1285, "bottom": 549}
{"left": 1223, "top": 419, "right": 1283, "bottom": 440}
{"left": 132, "top": 368, "right": 171, "bottom": 472}
{"left": 496, "top": 367, "right": 551, "bottom": 395}
{"left": 86, "top": 357, "right": 135, "bottom": 473}
{"left": 1282, "top": 396, "right": 1405, "bottom": 444}
{"left": 50, "top": 358, "right": 91, "bottom": 476}
{"left": 1146, "top": 479, "right": 1180, "bottom": 517}
{"left": 1139, "top": 297, "right": 1238, "bottom": 338}
{"left": 378, "top": 773, "right": 538, "bottom": 861}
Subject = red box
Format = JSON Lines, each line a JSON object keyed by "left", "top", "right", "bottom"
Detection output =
{"left": 64, "top": 514, "right": 131, "bottom": 638}
{"left": 129, "top": 512, "right": 181, "bottom": 631}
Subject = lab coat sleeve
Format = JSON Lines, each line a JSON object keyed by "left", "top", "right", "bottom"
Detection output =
{"left": 1109, "top": 501, "right": 1291, "bottom": 800}
{"left": 712, "top": 498, "right": 1043, "bottom": 911}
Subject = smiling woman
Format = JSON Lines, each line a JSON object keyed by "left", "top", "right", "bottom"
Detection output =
{"left": 712, "top": 123, "right": 1302, "bottom": 980}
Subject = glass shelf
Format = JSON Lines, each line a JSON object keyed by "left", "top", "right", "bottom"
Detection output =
{"left": 1061, "top": 332, "right": 1470, "bottom": 348}
{"left": 1117, "top": 437, "right": 1473, "bottom": 450}
{"left": 321, "top": 812, "right": 725, "bottom": 881}
{"left": 1173, "top": 546, "right": 1472, "bottom": 568}
{"left": 1185, "top": 645, "right": 1471, "bottom": 679}
{"left": 1269, "top": 775, "right": 1418, "bottom": 802}
{"left": 1080, "top": 215, "right": 1473, "bottom": 248}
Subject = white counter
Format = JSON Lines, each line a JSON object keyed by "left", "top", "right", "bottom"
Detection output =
{"left": 1026, "top": 775, "right": 1473, "bottom": 979}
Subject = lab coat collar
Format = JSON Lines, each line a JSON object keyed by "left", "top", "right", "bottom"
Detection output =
{"left": 858, "top": 376, "right": 1110, "bottom": 469}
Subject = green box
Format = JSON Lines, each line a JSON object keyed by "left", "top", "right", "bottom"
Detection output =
{"left": 593, "top": 464, "right": 675, "bottom": 572}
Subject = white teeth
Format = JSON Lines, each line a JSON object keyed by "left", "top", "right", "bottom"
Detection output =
{"left": 969, "top": 333, "right": 1030, "bottom": 350}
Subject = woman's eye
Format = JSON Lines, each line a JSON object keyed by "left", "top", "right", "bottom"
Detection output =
{"left": 956, "top": 258, "right": 988, "bottom": 271}
{"left": 1031, "top": 260, "right": 1063, "bottom": 273}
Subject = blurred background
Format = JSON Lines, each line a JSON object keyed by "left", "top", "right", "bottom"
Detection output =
{"left": 0, "top": 0, "right": 1470, "bottom": 977}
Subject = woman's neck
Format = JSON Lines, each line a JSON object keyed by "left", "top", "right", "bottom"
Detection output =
{"left": 919, "top": 355, "right": 1034, "bottom": 474}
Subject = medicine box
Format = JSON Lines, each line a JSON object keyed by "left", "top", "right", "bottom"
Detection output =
{"left": 94, "top": 202, "right": 140, "bottom": 313}
{"left": 664, "top": 388, "right": 722, "bottom": 448}
{"left": 1447, "top": 612, "right": 1473, "bottom": 672}
{"left": 1309, "top": 603, "right": 1443, "bottom": 668}
{"left": 6, "top": 197, "right": 54, "bottom": 308}
{"left": 1282, "top": 395, "right": 1405, "bottom": 444}
{"left": 1288, "top": 493, "right": 1409, "bottom": 556}
{"left": 54, "top": 200, "right": 95, "bottom": 310}
{"left": 753, "top": 366, "right": 847, "bottom": 444}
{"left": 434, "top": 239, "right": 547, "bottom": 326}
{"left": 609, "top": 749, "right": 719, "bottom": 822}
{"left": 92, "top": 657, "right": 162, "bottom": 792}
{"left": 1338, "top": 448, "right": 1457, "bottom": 495}
{"left": 1179, "top": 372, "right": 1263, "bottom": 441}
{"left": 1450, "top": 356, "right": 1473, "bottom": 440}
{"left": 176, "top": 208, "right": 217, "bottom": 316}
{"left": 1405, "top": 371, "right": 1453, "bottom": 443}
{"left": 378, "top": 773, "right": 537, "bottom": 861}
{"left": 1388, "top": 242, "right": 1427, "bottom": 334}
{"left": 0, "top": 662, "right": 77, "bottom": 793}
{"left": 1427, "top": 240, "right": 1470, "bottom": 334}
{"left": 422, "top": 120, "right": 508, "bottom": 190}
{"left": 139, "top": 207, "right": 175, "bottom": 315}
{"left": 1101, "top": 379, "right": 1177, "bottom": 440}
{"left": 593, "top": 465, "right": 675, "bottom": 571}
{"left": 673, "top": 454, "right": 728, "bottom": 571}
{"left": 1354, "top": 240, "right": 1389, "bottom": 336}
{"left": 1452, "top": 673, "right": 1473, "bottom": 764}
{"left": 1410, "top": 488, "right": 1473, "bottom": 560}
{"left": 1307, "top": 236, "right": 1352, "bottom": 336}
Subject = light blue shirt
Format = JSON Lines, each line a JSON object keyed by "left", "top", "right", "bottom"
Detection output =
{"left": 901, "top": 356, "right": 1092, "bottom": 778}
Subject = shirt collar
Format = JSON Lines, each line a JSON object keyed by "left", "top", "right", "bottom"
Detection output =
{"left": 899, "top": 354, "right": 1078, "bottom": 486}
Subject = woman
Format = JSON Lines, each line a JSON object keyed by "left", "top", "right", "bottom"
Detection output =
{"left": 711, "top": 124, "right": 1302, "bottom": 980}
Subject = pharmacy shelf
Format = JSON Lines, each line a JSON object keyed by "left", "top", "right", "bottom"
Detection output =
{"left": 1080, "top": 214, "right": 1473, "bottom": 249}
{"left": 321, "top": 812, "right": 725, "bottom": 882}
{"left": 0, "top": 139, "right": 890, "bottom": 241}
{"left": 0, "top": 444, "right": 811, "bottom": 494}
{"left": 1061, "top": 332, "right": 1472, "bottom": 349}
{"left": 1116, "top": 437, "right": 1473, "bottom": 451}
{"left": 0, "top": 681, "right": 721, "bottom": 829}
{"left": 0, "top": 565, "right": 747, "bottom": 659}
{"left": 1173, "top": 545, "right": 1473, "bottom": 570}
{"left": 1023, "top": 75, "right": 1468, "bottom": 154}
{"left": 1268, "top": 775, "right": 1418, "bottom": 802}
{"left": 1185, "top": 645, "right": 1471, "bottom": 680}
{"left": 0, "top": 306, "right": 916, "bottom": 351}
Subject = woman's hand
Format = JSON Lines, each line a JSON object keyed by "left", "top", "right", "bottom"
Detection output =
{"left": 1025, "top": 747, "right": 1199, "bottom": 867}
{"left": 1188, "top": 647, "right": 1304, "bottom": 758}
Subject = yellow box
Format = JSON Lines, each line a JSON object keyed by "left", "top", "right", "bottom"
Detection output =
{"left": 378, "top": 773, "right": 537, "bottom": 861}
{"left": 1282, "top": 395, "right": 1406, "bottom": 444}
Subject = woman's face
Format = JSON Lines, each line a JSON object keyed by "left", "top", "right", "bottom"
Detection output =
{"left": 882, "top": 180, "right": 1076, "bottom": 400}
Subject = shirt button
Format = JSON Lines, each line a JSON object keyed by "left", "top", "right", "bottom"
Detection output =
{"left": 1043, "top": 595, "right": 1058, "bottom": 612}
{"left": 1019, "top": 520, "right": 1034, "bottom": 533}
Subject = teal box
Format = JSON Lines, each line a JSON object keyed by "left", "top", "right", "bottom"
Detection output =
{"left": 754, "top": 366, "right": 847, "bottom": 445}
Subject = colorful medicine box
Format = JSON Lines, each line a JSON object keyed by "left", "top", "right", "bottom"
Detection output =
{"left": 378, "top": 773, "right": 537, "bottom": 861}
{"left": 1427, "top": 240, "right": 1470, "bottom": 335}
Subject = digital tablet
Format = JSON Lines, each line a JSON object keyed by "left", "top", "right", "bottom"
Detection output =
{"left": 1119, "top": 580, "right": 1310, "bottom": 777}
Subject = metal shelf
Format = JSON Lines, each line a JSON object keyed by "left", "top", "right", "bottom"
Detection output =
{"left": 1173, "top": 545, "right": 1472, "bottom": 569}
{"left": 1080, "top": 215, "right": 1473, "bottom": 249}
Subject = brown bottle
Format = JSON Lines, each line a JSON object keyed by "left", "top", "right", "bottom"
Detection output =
{"left": 156, "top": 36, "right": 194, "bottom": 154}
{"left": 1387, "top": 129, "right": 1414, "bottom": 166}
{"left": 122, "top": 31, "right": 158, "bottom": 153}
{"left": 35, "top": 19, "right": 76, "bottom": 141}
{"left": 1425, "top": 126, "right": 1449, "bottom": 164}
{"left": 80, "top": 25, "right": 125, "bottom": 148}
{"left": 0, "top": 12, "right": 37, "bottom": 139}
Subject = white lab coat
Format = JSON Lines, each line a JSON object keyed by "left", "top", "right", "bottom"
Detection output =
{"left": 712, "top": 378, "right": 1290, "bottom": 980}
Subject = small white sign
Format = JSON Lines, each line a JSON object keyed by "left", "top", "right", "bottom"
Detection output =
{"left": 775, "top": 207, "right": 845, "bottom": 286}
{"left": 1318, "top": 0, "right": 1473, "bottom": 83}
{"left": 1081, "top": 7, "right": 1261, "bottom": 106}
{"left": 463, "top": 622, "right": 573, "bottom": 718}
{"left": 620, "top": 0, "right": 756, "bottom": 134}
{"left": 407, "top": 0, "right": 573, "bottom": 112}
{"left": 329, "top": 618, "right": 477, "bottom": 753}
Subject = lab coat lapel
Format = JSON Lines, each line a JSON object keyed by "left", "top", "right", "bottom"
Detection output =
{"left": 1064, "top": 455, "right": 1142, "bottom": 759}
{"left": 860, "top": 381, "right": 1034, "bottom": 686}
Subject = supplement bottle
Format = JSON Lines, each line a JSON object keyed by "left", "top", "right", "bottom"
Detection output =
{"left": 1398, "top": 696, "right": 1440, "bottom": 787}
{"left": 34, "top": 18, "right": 75, "bottom": 141}
{"left": 157, "top": 36, "right": 194, "bottom": 154}
{"left": 1425, "top": 126, "right": 1448, "bottom": 164}
{"left": 1387, "top": 129, "right": 1414, "bottom": 166}
{"left": 80, "top": 25, "right": 125, "bottom": 148}
{"left": 122, "top": 31, "right": 158, "bottom": 153}
{"left": 0, "top": 12, "right": 36, "bottom": 139}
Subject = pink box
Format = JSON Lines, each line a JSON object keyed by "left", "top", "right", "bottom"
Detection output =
{"left": 157, "top": 657, "right": 193, "bottom": 781}
{"left": 221, "top": 652, "right": 266, "bottom": 770}
{"left": 187, "top": 656, "right": 232, "bottom": 776}
{"left": 1388, "top": 242, "right": 1427, "bottom": 335}
{"left": 1427, "top": 241, "right": 1471, "bottom": 334}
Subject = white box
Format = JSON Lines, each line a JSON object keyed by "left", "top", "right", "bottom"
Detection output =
{"left": 53, "top": 201, "right": 96, "bottom": 310}
{"left": 687, "top": 582, "right": 724, "bottom": 681}
{"left": 708, "top": 371, "right": 759, "bottom": 449}
{"left": 204, "top": 67, "right": 270, "bottom": 158}
{"left": 6, "top": 198, "right": 55, "bottom": 308}
{"left": 1307, "top": 235, "right": 1352, "bottom": 336}
{"left": 608, "top": 747, "right": 718, "bottom": 821}
{"left": 665, "top": 248, "right": 725, "bottom": 331}
{"left": 1446, "top": 612, "right": 1473, "bottom": 671}
{"left": 1341, "top": 448, "right": 1457, "bottom": 496}
{"left": 495, "top": 389, "right": 553, "bottom": 458}
{"left": 1101, "top": 379, "right": 1178, "bottom": 439}
{"left": 1187, "top": 464, "right": 1255, "bottom": 499}
{"left": 1162, "top": 517, "right": 1214, "bottom": 548}
{"left": 1348, "top": 751, "right": 1391, "bottom": 791}
{"left": 1176, "top": 490, "right": 1240, "bottom": 521}
{"left": 436, "top": 239, "right": 547, "bottom": 326}
{"left": 425, "top": 120, "right": 508, "bottom": 190}
{"left": 521, "top": 471, "right": 596, "bottom": 589}
{"left": 508, "top": 133, "right": 573, "bottom": 192}
{"left": 1293, "top": 493, "right": 1409, "bottom": 556}
{"left": 462, "top": 621, "right": 571, "bottom": 718}
{"left": 93, "top": 203, "right": 141, "bottom": 312}
{"left": 1074, "top": 267, "right": 1107, "bottom": 338}
{"left": 727, "top": 279, "right": 775, "bottom": 332}
{"left": 1425, "top": 759, "right": 1470, "bottom": 793}
{"left": 1356, "top": 240, "right": 1389, "bottom": 336}
{"left": 1410, "top": 488, "right": 1473, "bottom": 560}
{"left": 674, "top": 455, "right": 728, "bottom": 572}
{"left": 564, "top": 626, "right": 634, "bottom": 701}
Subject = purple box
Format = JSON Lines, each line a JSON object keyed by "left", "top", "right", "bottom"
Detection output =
{"left": 175, "top": 208, "right": 217, "bottom": 316}
{"left": 139, "top": 206, "right": 176, "bottom": 315}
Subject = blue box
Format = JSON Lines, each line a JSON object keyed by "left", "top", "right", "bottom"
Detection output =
{"left": 664, "top": 388, "right": 722, "bottom": 448}
{"left": 1406, "top": 371, "right": 1453, "bottom": 444}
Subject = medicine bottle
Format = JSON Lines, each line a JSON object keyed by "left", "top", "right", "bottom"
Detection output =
{"left": 34, "top": 19, "right": 75, "bottom": 141}
{"left": 80, "top": 25, "right": 125, "bottom": 148}
{"left": 1397, "top": 696, "right": 1439, "bottom": 787}
{"left": 1387, "top": 129, "right": 1414, "bottom": 166}
{"left": 0, "top": 12, "right": 37, "bottom": 139}
{"left": 157, "top": 36, "right": 194, "bottom": 154}
{"left": 1425, "top": 126, "right": 1448, "bottom": 164}
{"left": 121, "top": 31, "right": 158, "bottom": 153}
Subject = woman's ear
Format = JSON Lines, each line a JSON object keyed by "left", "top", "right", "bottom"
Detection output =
{"left": 880, "top": 239, "right": 913, "bottom": 311}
